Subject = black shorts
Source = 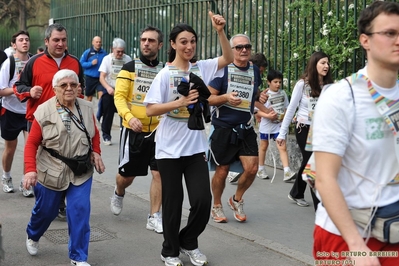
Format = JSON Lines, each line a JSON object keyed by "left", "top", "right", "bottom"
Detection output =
{"left": 0, "top": 109, "right": 27, "bottom": 140}
{"left": 84, "top": 75, "right": 102, "bottom": 96}
{"left": 118, "top": 127, "right": 157, "bottom": 177}
{"left": 210, "top": 126, "right": 258, "bottom": 165}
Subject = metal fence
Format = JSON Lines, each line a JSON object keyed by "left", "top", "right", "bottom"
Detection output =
{"left": 51, "top": 0, "right": 386, "bottom": 91}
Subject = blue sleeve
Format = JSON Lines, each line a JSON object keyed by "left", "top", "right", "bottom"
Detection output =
{"left": 209, "top": 67, "right": 228, "bottom": 93}
{"left": 79, "top": 49, "right": 92, "bottom": 70}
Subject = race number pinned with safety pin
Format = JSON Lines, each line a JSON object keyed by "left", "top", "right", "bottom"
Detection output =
{"left": 132, "top": 61, "right": 162, "bottom": 105}
{"left": 268, "top": 92, "right": 286, "bottom": 123}
{"left": 308, "top": 97, "right": 318, "bottom": 121}
{"left": 225, "top": 64, "right": 254, "bottom": 112}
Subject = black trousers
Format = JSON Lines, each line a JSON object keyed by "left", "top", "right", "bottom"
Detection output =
{"left": 157, "top": 153, "right": 212, "bottom": 257}
{"left": 289, "top": 124, "right": 320, "bottom": 211}
{"left": 100, "top": 93, "right": 117, "bottom": 140}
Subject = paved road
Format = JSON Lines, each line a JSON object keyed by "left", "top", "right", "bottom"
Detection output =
{"left": 0, "top": 109, "right": 316, "bottom": 266}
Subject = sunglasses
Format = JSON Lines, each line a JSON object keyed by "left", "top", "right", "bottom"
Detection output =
{"left": 55, "top": 82, "right": 79, "bottom": 90}
{"left": 141, "top": 38, "right": 157, "bottom": 43}
{"left": 232, "top": 44, "right": 252, "bottom": 51}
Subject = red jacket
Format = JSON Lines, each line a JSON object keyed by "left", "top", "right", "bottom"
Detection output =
{"left": 14, "top": 50, "right": 85, "bottom": 122}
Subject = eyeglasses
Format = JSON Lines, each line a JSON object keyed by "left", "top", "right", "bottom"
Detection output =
{"left": 55, "top": 82, "right": 79, "bottom": 90}
{"left": 141, "top": 38, "right": 157, "bottom": 43}
{"left": 232, "top": 44, "right": 252, "bottom": 51}
{"left": 115, "top": 50, "right": 124, "bottom": 54}
{"left": 365, "top": 30, "right": 399, "bottom": 40}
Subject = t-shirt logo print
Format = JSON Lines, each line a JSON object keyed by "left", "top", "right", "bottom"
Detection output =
{"left": 366, "top": 117, "right": 385, "bottom": 140}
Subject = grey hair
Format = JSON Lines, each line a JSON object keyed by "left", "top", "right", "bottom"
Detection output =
{"left": 229, "top": 34, "right": 251, "bottom": 47}
{"left": 52, "top": 69, "right": 78, "bottom": 87}
{"left": 45, "top": 23, "right": 67, "bottom": 40}
{"left": 112, "top": 38, "right": 126, "bottom": 49}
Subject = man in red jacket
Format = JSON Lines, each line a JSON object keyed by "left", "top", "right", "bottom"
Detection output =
{"left": 14, "top": 23, "right": 84, "bottom": 129}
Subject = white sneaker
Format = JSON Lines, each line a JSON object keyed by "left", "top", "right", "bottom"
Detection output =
{"left": 26, "top": 236, "right": 39, "bottom": 255}
{"left": 180, "top": 247, "right": 208, "bottom": 266}
{"left": 161, "top": 254, "right": 183, "bottom": 266}
{"left": 288, "top": 194, "right": 309, "bottom": 207}
{"left": 146, "top": 212, "right": 163, "bottom": 233}
{"left": 19, "top": 181, "right": 34, "bottom": 197}
{"left": 227, "top": 172, "right": 241, "bottom": 183}
{"left": 71, "top": 260, "right": 91, "bottom": 266}
{"left": 256, "top": 169, "right": 269, "bottom": 179}
{"left": 283, "top": 170, "right": 296, "bottom": 182}
{"left": 110, "top": 192, "right": 123, "bottom": 215}
{"left": 103, "top": 139, "right": 112, "bottom": 146}
{"left": 2, "top": 177, "right": 14, "bottom": 193}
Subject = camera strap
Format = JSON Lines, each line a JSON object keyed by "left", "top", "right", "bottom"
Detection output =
{"left": 58, "top": 99, "right": 92, "bottom": 150}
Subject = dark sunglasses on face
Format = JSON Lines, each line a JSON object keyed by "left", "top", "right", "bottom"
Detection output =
{"left": 232, "top": 44, "right": 252, "bottom": 51}
{"left": 56, "top": 82, "right": 79, "bottom": 90}
{"left": 141, "top": 38, "right": 157, "bottom": 43}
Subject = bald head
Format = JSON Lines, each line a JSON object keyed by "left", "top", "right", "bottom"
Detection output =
{"left": 92, "top": 36, "right": 102, "bottom": 51}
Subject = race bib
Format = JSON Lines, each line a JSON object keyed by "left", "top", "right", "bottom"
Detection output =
{"left": 225, "top": 64, "right": 254, "bottom": 112}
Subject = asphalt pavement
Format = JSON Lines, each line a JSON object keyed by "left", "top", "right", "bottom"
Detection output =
{"left": 0, "top": 107, "right": 316, "bottom": 266}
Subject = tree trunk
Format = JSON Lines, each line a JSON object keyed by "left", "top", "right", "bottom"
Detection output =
{"left": 19, "top": 0, "right": 27, "bottom": 31}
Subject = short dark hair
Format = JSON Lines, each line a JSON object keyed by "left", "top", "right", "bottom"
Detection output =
{"left": 250, "top": 53, "right": 268, "bottom": 69}
{"left": 11, "top": 30, "right": 30, "bottom": 44}
{"left": 358, "top": 1, "right": 399, "bottom": 35}
{"left": 45, "top": 23, "right": 67, "bottom": 40}
{"left": 267, "top": 69, "right": 283, "bottom": 82}
{"left": 141, "top": 25, "right": 164, "bottom": 43}
{"left": 37, "top": 46, "right": 44, "bottom": 52}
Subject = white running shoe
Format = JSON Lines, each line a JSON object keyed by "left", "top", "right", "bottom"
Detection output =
{"left": 19, "top": 181, "right": 34, "bottom": 197}
{"left": 26, "top": 236, "right": 39, "bottom": 256}
{"left": 71, "top": 260, "right": 91, "bottom": 266}
{"left": 110, "top": 192, "right": 123, "bottom": 215}
{"left": 283, "top": 170, "right": 296, "bottom": 182}
{"left": 180, "top": 247, "right": 208, "bottom": 266}
{"left": 2, "top": 177, "right": 14, "bottom": 193}
{"left": 146, "top": 212, "right": 163, "bottom": 233}
{"left": 256, "top": 169, "right": 269, "bottom": 179}
{"left": 227, "top": 172, "right": 241, "bottom": 183}
{"left": 161, "top": 254, "right": 183, "bottom": 266}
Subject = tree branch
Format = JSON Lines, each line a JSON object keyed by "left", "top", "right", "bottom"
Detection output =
{"left": 27, "top": 23, "right": 48, "bottom": 29}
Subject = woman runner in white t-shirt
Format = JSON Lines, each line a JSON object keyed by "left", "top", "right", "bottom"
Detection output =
{"left": 144, "top": 12, "right": 233, "bottom": 266}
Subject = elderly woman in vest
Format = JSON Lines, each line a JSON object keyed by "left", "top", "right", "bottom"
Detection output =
{"left": 22, "top": 69, "right": 105, "bottom": 266}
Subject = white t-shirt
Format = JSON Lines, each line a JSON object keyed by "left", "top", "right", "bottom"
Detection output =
{"left": 259, "top": 90, "right": 289, "bottom": 134}
{"left": 0, "top": 56, "right": 28, "bottom": 114}
{"left": 278, "top": 79, "right": 310, "bottom": 139}
{"left": 312, "top": 67, "right": 399, "bottom": 236}
{"left": 143, "top": 58, "right": 223, "bottom": 159}
{"left": 99, "top": 54, "right": 132, "bottom": 88}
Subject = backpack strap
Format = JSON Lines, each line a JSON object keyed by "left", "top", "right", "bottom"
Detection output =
{"left": 8, "top": 56, "right": 15, "bottom": 83}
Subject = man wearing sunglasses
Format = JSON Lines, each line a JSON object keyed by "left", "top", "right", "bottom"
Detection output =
{"left": 98, "top": 38, "right": 132, "bottom": 146}
{"left": 110, "top": 26, "right": 164, "bottom": 234}
{"left": 208, "top": 34, "right": 266, "bottom": 223}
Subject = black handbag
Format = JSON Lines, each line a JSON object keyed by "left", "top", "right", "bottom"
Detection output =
{"left": 43, "top": 146, "right": 92, "bottom": 176}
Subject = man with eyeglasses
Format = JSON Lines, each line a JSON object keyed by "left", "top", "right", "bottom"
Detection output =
{"left": 98, "top": 38, "right": 132, "bottom": 146}
{"left": 110, "top": 26, "right": 164, "bottom": 234}
{"left": 312, "top": 2, "right": 399, "bottom": 265}
{"left": 208, "top": 34, "right": 266, "bottom": 223}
